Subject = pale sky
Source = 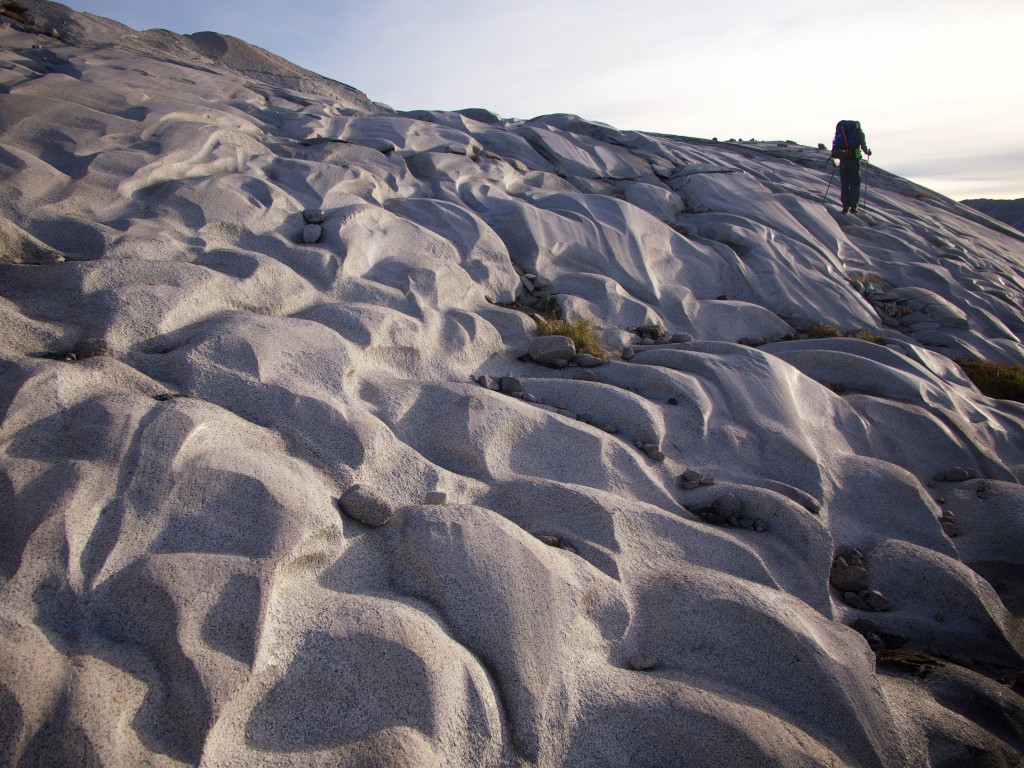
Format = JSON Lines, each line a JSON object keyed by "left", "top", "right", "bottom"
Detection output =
{"left": 64, "top": 0, "right": 1024, "bottom": 200}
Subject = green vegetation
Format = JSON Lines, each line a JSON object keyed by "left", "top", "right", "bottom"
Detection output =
{"left": 847, "top": 329, "right": 887, "bottom": 345}
{"left": 957, "top": 358, "right": 1024, "bottom": 403}
{"left": 536, "top": 313, "right": 608, "bottom": 359}
{"left": 804, "top": 323, "right": 842, "bottom": 339}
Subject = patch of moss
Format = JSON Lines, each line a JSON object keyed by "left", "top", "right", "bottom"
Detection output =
{"left": 536, "top": 314, "right": 607, "bottom": 359}
{"left": 876, "top": 649, "right": 945, "bottom": 678}
{"left": 957, "top": 358, "right": 1024, "bottom": 403}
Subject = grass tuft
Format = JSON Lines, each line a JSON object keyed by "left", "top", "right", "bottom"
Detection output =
{"left": 847, "top": 329, "right": 887, "bottom": 345}
{"left": 536, "top": 314, "right": 607, "bottom": 359}
{"left": 956, "top": 358, "right": 1024, "bottom": 403}
{"left": 805, "top": 323, "right": 842, "bottom": 339}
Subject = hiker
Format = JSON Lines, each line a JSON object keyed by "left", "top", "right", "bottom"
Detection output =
{"left": 830, "top": 120, "right": 872, "bottom": 214}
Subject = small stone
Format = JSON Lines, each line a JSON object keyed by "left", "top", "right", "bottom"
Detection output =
{"left": 753, "top": 520, "right": 767, "bottom": 532}
{"left": 423, "top": 491, "right": 447, "bottom": 505}
{"left": 499, "top": 376, "right": 523, "bottom": 395}
{"left": 621, "top": 347, "right": 635, "bottom": 360}
{"left": 533, "top": 276, "right": 552, "bottom": 289}
{"left": 699, "top": 478, "right": 716, "bottom": 486}
{"left": 575, "top": 353, "right": 603, "bottom": 368}
{"left": 519, "top": 275, "right": 536, "bottom": 292}
{"left": 842, "top": 592, "right": 872, "bottom": 611}
{"left": 536, "top": 534, "right": 561, "bottom": 547}
{"left": 849, "top": 618, "right": 880, "bottom": 636}
{"left": 522, "top": 393, "right": 537, "bottom": 403}
{"left": 302, "top": 223, "right": 322, "bottom": 244}
{"left": 682, "top": 481, "right": 701, "bottom": 490}
{"left": 944, "top": 467, "right": 971, "bottom": 482}
{"left": 628, "top": 654, "right": 658, "bottom": 671}
{"left": 680, "top": 469, "right": 703, "bottom": 483}
{"left": 864, "top": 590, "right": 892, "bottom": 612}
{"left": 302, "top": 208, "right": 325, "bottom": 224}
{"left": 338, "top": 484, "right": 394, "bottom": 527}
{"left": 941, "top": 521, "right": 959, "bottom": 537}
{"left": 877, "top": 629, "right": 908, "bottom": 649}
{"left": 667, "top": 397, "right": 678, "bottom": 405}
{"left": 670, "top": 333, "right": 694, "bottom": 343}
{"left": 830, "top": 557, "right": 870, "bottom": 593}
{"left": 478, "top": 376, "right": 500, "bottom": 391}
{"left": 642, "top": 444, "right": 666, "bottom": 461}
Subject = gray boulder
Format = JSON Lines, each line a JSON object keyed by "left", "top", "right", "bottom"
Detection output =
{"left": 528, "top": 335, "right": 576, "bottom": 365}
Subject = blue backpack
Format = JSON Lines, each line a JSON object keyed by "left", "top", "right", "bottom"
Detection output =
{"left": 832, "top": 120, "right": 862, "bottom": 159}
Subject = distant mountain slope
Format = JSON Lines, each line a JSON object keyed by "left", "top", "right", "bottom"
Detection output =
{"left": 962, "top": 198, "right": 1024, "bottom": 233}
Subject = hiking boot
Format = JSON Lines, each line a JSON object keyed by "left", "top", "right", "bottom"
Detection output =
{"left": 850, "top": 206, "right": 858, "bottom": 214}
{"left": 842, "top": 207, "right": 849, "bottom": 214}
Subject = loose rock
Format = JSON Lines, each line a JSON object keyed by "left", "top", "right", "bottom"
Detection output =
{"left": 628, "top": 654, "right": 658, "bottom": 671}
{"left": 423, "top": 491, "right": 448, "bottom": 505}
{"left": 528, "top": 335, "right": 576, "bottom": 365}
{"left": 302, "top": 223, "right": 322, "bottom": 244}
{"left": 499, "top": 376, "right": 524, "bottom": 395}
{"left": 302, "top": 208, "right": 325, "bottom": 224}
{"left": 575, "top": 353, "right": 603, "bottom": 368}
{"left": 338, "top": 484, "right": 394, "bottom": 527}
{"left": 830, "top": 553, "right": 870, "bottom": 593}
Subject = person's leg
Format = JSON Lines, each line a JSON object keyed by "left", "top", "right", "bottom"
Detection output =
{"left": 839, "top": 162, "right": 852, "bottom": 212}
{"left": 848, "top": 159, "right": 862, "bottom": 211}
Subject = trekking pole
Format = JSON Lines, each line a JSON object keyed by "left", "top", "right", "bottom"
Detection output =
{"left": 863, "top": 154, "right": 870, "bottom": 210}
{"left": 823, "top": 159, "right": 838, "bottom": 203}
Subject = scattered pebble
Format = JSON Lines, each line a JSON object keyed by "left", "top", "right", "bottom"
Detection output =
{"left": 302, "top": 208, "right": 325, "bottom": 224}
{"left": 337, "top": 484, "right": 394, "bottom": 527}
{"left": 621, "top": 348, "right": 635, "bottom": 360}
{"left": 830, "top": 551, "right": 870, "bottom": 593}
{"left": 628, "top": 654, "right": 658, "bottom": 671}
{"left": 500, "top": 376, "right": 523, "bottom": 395}
{"left": 575, "top": 353, "right": 603, "bottom": 368}
{"left": 302, "top": 223, "right": 322, "bottom": 244}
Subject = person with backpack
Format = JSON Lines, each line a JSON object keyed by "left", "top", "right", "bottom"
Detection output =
{"left": 830, "top": 120, "right": 872, "bottom": 214}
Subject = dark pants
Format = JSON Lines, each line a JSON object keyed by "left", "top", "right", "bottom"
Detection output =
{"left": 839, "top": 157, "right": 861, "bottom": 209}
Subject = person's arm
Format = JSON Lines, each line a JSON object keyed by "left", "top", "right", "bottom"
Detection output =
{"left": 860, "top": 130, "right": 872, "bottom": 156}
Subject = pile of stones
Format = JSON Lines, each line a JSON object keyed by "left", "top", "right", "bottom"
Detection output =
{"left": 677, "top": 468, "right": 717, "bottom": 489}
{"left": 526, "top": 335, "right": 604, "bottom": 369}
{"left": 690, "top": 492, "right": 768, "bottom": 532}
{"left": 301, "top": 208, "right": 324, "bottom": 244}
{"left": 830, "top": 549, "right": 892, "bottom": 612}
{"left": 629, "top": 324, "right": 693, "bottom": 346}
{"left": 516, "top": 272, "right": 555, "bottom": 308}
